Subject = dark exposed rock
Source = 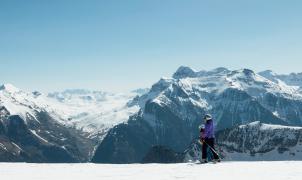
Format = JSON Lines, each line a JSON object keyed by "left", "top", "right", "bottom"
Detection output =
{"left": 142, "top": 146, "right": 184, "bottom": 163}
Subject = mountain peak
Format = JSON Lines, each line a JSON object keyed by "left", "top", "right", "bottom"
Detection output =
{"left": 242, "top": 68, "right": 255, "bottom": 76}
{"left": 260, "top": 70, "right": 274, "bottom": 73}
{"left": 229, "top": 68, "right": 256, "bottom": 78}
{"left": 172, "top": 66, "right": 197, "bottom": 79}
{"left": 259, "top": 70, "right": 277, "bottom": 76}
{"left": 211, "top": 67, "right": 230, "bottom": 73}
{"left": 131, "top": 88, "right": 150, "bottom": 95}
{"left": 0, "top": 83, "right": 20, "bottom": 93}
{"left": 258, "top": 70, "right": 280, "bottom": 83}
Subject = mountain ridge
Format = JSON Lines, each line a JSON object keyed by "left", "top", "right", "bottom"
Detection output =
{"left": 2, "top": 66, "right": 302, "bottom": 163}
{"left": 92, "top": 66, "right": 302, "bottom": 163}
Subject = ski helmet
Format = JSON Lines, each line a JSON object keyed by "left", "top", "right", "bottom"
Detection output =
{"left": 203, "top": 114, "right": 212, "bottom": 121}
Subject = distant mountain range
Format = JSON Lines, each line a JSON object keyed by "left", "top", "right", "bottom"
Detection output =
{"left": 1, "top": 67, "right": 302, "bottom": 163}
{"left": 0, "top": 84, "right": 140, "bottom": 162}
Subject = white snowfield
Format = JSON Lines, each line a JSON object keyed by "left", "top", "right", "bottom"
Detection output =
{"left": 0, "top": 84, "right": 140, "bottom": 139}
{"left": 0, "top": 162, "right": 301, "bottom": 180}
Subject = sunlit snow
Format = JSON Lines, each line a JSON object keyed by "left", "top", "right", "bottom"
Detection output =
{"left": 0, "top": 162, "right": 301, "bottom": 180}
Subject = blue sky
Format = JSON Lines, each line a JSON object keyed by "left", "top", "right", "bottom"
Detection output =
{"left": 1, "top": 0, "right": 302, "bottom": 92}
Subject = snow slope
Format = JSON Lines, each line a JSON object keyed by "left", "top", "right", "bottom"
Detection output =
{"left": 0, "top": 84, "right": 140, "bottom": 139}
{"left": 0, "top": 84, "right": 39, "bottom": 121}
{"left": 259, "top": 70, "right": 302, "bottom": 88}
{"left": 0, "top": 162, "right": 301, "bottom": 180}
{"left": 46, "top": 89, "right": 140, "bottom": 138}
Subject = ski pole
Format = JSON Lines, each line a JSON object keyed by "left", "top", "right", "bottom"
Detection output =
{"left": 202, "top": 140, "right": 221, "bottom": 159}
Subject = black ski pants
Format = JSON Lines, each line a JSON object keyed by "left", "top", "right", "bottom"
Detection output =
{"left": 202, "top": 138, "right": 219, "bottom": 160}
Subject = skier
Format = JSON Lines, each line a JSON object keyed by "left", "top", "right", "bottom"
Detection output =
{"left": 199, "top": 124, "right": 213, "bottom": 161}
{"left": 201, "top": 114, "right": 220, "bottom": 163}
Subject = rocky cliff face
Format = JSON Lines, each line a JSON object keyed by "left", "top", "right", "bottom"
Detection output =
{"left": 141, "top": 146, "right": 184, "bottom": 163}
{"left": 0, "top": 106, "right": 94, "bottom": 162}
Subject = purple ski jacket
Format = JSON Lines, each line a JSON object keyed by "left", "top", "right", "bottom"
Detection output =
{"left": 204, "top": 119, "right": 215, "bottom": 138}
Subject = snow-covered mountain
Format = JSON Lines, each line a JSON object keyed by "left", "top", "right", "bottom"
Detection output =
{"left": 46, "top": 89, "right": 140, "bottom": 139}
{"left": 259, "top": 70, "right": 302, "bottom": 88}
{"left": 0, "top": 83, "right": 140, "bottom": 162}
{"left": 2, "top": 66, "right": 302, "bottom": 163}
{"left": 92, "top": 66, "right": 302, "bottom": 163}
{"left": 137, "top": 67, "right": 302, "bottom": 128}
{"left": 0, "top": 84, "right": 140, "bottom": 138}
{"left": 184, "top": 121, "right": 302, "bottom": 161}
{"left": 0, "top": 84, "right": 98, "bottom": 162}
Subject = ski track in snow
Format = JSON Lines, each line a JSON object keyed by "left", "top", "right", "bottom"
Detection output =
{"left": 0, "top": 162, "right": 301, "bottom": 180}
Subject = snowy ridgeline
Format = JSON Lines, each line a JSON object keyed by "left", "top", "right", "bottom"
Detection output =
{"left": 0, "top": 84, "right": 141, "bottom": 138}
{"left": 0, "top": 162, "right": 301, "bottom": 180}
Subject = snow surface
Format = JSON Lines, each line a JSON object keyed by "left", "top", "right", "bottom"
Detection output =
{"left": 239, "top": 121, "right": 302, "bottom": 130}
{"left": 45, "top": 90, "right": 140, "bottom": 138}
{"left": 0, "top": 84, "right": 140, "bottom": 139}
{"left": 259, "top": 70, "right": 302, "bottom": 88}
{"left": 0, "top": 162, "right": 301, "bottom": 180}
